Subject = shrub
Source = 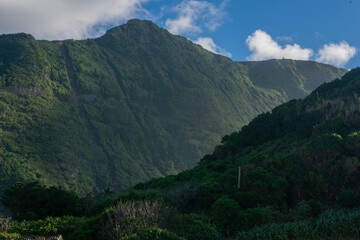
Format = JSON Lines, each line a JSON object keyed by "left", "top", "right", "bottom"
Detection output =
{"left": 236, "top": 208, "right": 360, "bottom": 240}
{"left": 236, "top": 221, "right": 313, "bottom": 240}
{"left": 120, "top": 227, "right": 185, "bottom": 240}
{"left": 337, "top": 189, "right": 358, "bottom": 208}
{"left": 165, "top": 214, "right": 223, "bottom": 240}
{"left": 1, "top": 182, "right": 83, "bottom": 220}
{"left": 289, "top": 200, "right": 325, "bottom": 221}
{"left": 98, "top": 199, "right": 167, "bottom": 240}
{"left": 0, "top": 217, "right": 13, "bottom": 233}
{"left": 239, "top": 206, "right": 276, "bottom": 230}
{"left": 11, "top": 216, "right": 96, "bottom": 240}
{"left": 0, "top": 232, "right": 21, "bottom": 240}
{"left": 211, "top": 196, "right": 241, "bottom": 237}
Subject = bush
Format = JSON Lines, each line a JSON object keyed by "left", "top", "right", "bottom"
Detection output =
{"left": 120, "top": 227, "right": 185, "bottom": 240}
{"left": 337, "top": 189, "right": 358, "bottom": 208}
{"left": 165, "top": 214, "right": 223, "bottom": 240}
{"left": 0, "top": 217, "right": 13, "bottom": 234}
{"left": 119, "top": 190, "right": 163, "bottom": 202}
{"left": 211, "top": 196, "right": 241, "bottom": 237}
{"left": 236, "top": 221, "right": 313, "bottom": 240}
{"left": 290, "top": 200, "right": 325, "bottom": 220}
{"left": 1, "top": 182, "right": 83, "bottom": 220}
{"left": 0, "top": 232, "right": 21, "bottom": 240}
{"left": 236, "top": 208, "right": 360, "bottom": 240}
{"left": 11, "top": 216, "right": 96, "bottom": 240}
{"left": 98, "top": 199, "right": 167, "bottom": 240}
{"left": 239, "top": 206, "right": 276, "bottom": 230}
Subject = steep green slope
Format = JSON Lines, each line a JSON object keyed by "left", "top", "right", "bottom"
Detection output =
{"left": 241, "top": 59, "right": 347, "bottom": 99}
{"left": 139, "top": 68, "right": 360, "bottom": 236}
{"left": 0, "top": 34, "right": 109, "bottom": 193}
{"left": 0, "top": 19, "right": 346, "bottom": 193}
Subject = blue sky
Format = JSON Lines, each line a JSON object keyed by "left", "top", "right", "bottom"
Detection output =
{"left": 0, "top": 0, "right": 358, "bottom": 69}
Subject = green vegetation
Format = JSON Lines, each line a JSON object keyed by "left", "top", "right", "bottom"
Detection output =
{"left": 241, "top": 59, "right": 345, "bottom": 99}
{"left": 0, "top": 19, "right": 346, "bottom": 196}
{"left": 236, "top": 209, "right": 360, "bottom": 240}
{"left": 1, "top": 182, "right": 83, "bottom": 220}
{"left": 1, "top": 68, "right": 360, "bottom": 239}
{"left": 132, "top": 68, "right": 360, "bottom": 238}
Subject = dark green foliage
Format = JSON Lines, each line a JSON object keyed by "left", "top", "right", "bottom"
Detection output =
{"left": 165, "top": 214, "right": 223, "bottom": 240}
{"left": 236, "top": 208, "right": 360, "bottom": 240}
{"left": 290, "top": 200, "right": 325, "bottom": 220}
{"left": 235, "top": 167, "right": 288, "bottom": 209}
{"left": 120, "top": 227, "right": 185, "bottom": 240}
{"left": 1, "top": 182, "right": 82, "bottom": 220}
{"left": 139, "top": 68, "right": 360, "bottom": 237}
{"left": 239, "top": 206, "right": 276, "bottom": 230}
{"left": 119, "top": 189, "right": 163, "bottom": 202}
{"left": 211, "top": 197, "right": 241, "bottom": 236}
{"left": 0, "top": 20, "right": 346, "bottom": 196}
{"left": 337, "top": 189, "right": 358, "bottom": 208}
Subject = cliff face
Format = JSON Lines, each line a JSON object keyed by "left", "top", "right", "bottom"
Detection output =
{"left": 0, "top": 20, "right": 347, "bottom": 193}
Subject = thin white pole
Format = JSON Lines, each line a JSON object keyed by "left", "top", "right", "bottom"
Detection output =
{"left": 238, "top": 166, "right": 241, "bottom": 189}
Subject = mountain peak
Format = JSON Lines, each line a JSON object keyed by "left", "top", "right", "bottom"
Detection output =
{"left": 105, "top": 19, "right": 161, "bottom": 37}
{"left": 126, "top": 19, "right": 152, "bottom": 25}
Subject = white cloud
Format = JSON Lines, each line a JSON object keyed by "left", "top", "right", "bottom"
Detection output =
{"left": 165, "top": 0, "right": 227, "bottom": 35}
{"left": 315, "top": 41, "right": 357, "bottom": 67}
{"left": 194, "top": 37, "right": 232, "bottom": 57}
{"left": 246, "top": 30, "right": 313, "bottom": 61}
{"left": 0, "top": 0, "right": 148, "bottom": 40}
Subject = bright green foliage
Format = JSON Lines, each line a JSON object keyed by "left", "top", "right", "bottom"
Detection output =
{"left": 0, "top": 20, "right": 346, "bottom": 196}
{"left": 0, "top": 232, "right": 21, "bottom": 240}
{"left": 11, "top": 216, "right": 96, "bottom": 240}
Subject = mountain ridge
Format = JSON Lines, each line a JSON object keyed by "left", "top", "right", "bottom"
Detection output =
{"left": 0, "top": 19, "right": 347, "bottom": 194}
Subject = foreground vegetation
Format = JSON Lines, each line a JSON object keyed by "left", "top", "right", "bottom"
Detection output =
{"left": 1, "top": 185, "right": 360, "bottom": 240}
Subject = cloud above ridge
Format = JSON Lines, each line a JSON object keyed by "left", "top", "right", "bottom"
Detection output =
{"left": 194, "top": 37, "right": 232, "bottom": 57}
{"left": 316, "top": 42, "right": 357, "bottom": 67}
{"left": 246, "top": 30, "right": 357, "bottom": 67}
{"left": 246, "top": 30, "right": 314, "bottom": 61}
{"left": 165, "top": 0, "right": 227, "bottom": 35}
{"left": 0, "top": 0, "right": 148, "bottom": 40}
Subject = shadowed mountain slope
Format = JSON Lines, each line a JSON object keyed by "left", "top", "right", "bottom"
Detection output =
{"left": 0, "top": 19, "right": 347, "bottom": 193}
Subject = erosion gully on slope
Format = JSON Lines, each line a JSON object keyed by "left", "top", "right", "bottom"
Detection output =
{"left": 57, "top": 41, "right": 118, "bottom": 189}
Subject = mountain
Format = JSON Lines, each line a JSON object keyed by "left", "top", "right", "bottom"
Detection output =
{"left": 136, "top": 68, "right": 360, "bottom": 237}
{"left": 2, "top": 68, "right": 359, "bottom": 240}
{"left": 0, "top": 19, "right": 347, "bottom": 193}
{"left": 241, "top": 59, "right": 345, "bottom": 99}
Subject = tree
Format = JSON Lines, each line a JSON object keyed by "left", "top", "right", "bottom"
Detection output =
{"left": 211, "top": 196, "right": 241, "bottom": 237}
{"left": 1, "top": 182, "right": 82, "bottom": 220}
